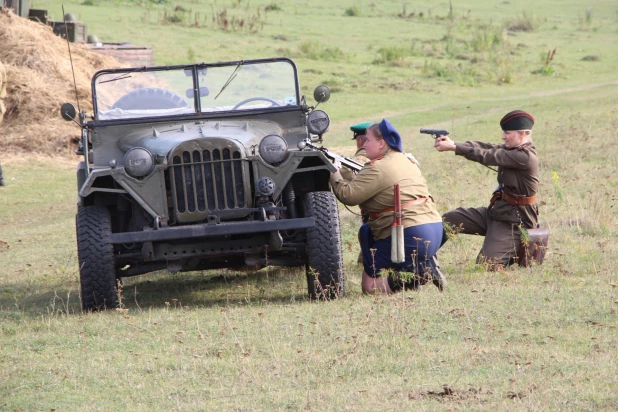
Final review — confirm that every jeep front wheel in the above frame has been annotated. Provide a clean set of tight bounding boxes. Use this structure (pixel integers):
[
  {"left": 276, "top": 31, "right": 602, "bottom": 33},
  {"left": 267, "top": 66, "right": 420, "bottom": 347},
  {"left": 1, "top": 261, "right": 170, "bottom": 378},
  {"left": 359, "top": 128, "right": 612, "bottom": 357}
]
[
  {"left": 76, "top": 206, "right": 119, "bottom": 311},
  {"left": 303, "top": 191, "right": 344, "bottom": 300}
]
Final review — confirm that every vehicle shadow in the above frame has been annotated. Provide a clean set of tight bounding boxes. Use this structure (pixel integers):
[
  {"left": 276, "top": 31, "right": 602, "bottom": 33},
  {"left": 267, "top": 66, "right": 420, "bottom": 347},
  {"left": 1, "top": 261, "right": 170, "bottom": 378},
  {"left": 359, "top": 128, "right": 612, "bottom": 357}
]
[
  {"left": 120, "top": 267, "right": 310, "bottom": 310},
  {"left": 0, "top": 268, "right": 310, "bottom": 318}
]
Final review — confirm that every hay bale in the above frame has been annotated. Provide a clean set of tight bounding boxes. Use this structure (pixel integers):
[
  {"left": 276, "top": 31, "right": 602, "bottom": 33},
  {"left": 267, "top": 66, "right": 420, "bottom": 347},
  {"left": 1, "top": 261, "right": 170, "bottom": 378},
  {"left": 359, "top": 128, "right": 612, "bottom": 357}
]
[
  {"left": 0, "top": 8, "right": 124, "bottom": 154},
  {"left": 0, "top": 60, "right": 6, "bottom": 124}
]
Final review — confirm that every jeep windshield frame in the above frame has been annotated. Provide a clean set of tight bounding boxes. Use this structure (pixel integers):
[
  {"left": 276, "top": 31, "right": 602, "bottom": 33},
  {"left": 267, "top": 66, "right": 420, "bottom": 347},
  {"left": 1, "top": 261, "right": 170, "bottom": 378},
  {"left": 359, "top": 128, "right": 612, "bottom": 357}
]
[{"left": 91, "top": 58, "right": 301, "bottom": 123}]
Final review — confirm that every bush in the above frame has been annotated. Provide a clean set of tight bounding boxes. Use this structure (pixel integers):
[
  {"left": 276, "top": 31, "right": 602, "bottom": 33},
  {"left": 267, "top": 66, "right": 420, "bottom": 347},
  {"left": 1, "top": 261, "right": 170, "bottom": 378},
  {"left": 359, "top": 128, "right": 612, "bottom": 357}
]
[
  {"left": 505, "top": 11, "right": 543, "bottom": 32},
  {"left": 532, "top": 49, "right": 556, "bottom": 76},
  {"left": 344, "top": 6, "right": 360, "bottom": 17},
  {"left": 299, "top": 41, "right": 344, "bottom": 61},
  {"left": 265, "top": 2, "right": 281, "bottom": 12},
  {"left": 373, "top": 46, "right": 410, "bottom": 65},
  {"left": 469, "top": 26, "right": 503, "bottom": 53}
]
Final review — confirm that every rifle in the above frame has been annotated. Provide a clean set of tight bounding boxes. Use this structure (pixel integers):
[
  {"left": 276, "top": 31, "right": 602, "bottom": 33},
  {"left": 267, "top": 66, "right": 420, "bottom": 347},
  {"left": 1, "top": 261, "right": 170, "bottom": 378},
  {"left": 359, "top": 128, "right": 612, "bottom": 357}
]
[
  {"left": 420, "top": 128, "right": 449, "bottom": 138},
  {"left": 298, "top": 139, "right": 364, "bottom": 172}
]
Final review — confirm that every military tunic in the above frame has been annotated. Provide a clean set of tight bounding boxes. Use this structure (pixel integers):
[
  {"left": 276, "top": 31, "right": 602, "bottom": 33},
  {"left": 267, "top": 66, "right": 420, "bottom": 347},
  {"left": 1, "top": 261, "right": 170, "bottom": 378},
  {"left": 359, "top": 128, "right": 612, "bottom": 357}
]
[
  {"left": 330, "top": 150, "right": 442, "bottom": 240},
  {"left": 444, "top": 140, "right": 539, "bottom": 265}
]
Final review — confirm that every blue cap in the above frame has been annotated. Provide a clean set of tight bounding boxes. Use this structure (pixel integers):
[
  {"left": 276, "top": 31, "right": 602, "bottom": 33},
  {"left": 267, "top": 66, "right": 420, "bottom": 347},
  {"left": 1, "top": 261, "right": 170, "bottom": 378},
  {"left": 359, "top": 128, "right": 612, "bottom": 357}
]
[{"left": 378, "top": 119, "right": 403, "bottom": 152}]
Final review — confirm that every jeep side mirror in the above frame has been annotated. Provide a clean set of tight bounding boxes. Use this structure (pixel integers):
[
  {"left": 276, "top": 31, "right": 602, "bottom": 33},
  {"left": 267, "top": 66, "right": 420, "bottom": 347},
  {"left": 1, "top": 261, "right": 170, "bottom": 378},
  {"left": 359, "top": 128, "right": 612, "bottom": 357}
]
[
  {"left": 61, "top": 103, "right": 77, "bottom": 121},
  {"left": 313, "top": 85, "right": 330, "bottom": 104}
]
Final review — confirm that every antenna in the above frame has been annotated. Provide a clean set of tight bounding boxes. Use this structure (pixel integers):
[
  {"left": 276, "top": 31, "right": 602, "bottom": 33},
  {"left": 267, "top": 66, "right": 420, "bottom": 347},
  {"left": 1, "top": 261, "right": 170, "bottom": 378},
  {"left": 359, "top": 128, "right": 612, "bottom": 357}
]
[{"left": 62, "top": 5, "right": 81, "bottom": 113}]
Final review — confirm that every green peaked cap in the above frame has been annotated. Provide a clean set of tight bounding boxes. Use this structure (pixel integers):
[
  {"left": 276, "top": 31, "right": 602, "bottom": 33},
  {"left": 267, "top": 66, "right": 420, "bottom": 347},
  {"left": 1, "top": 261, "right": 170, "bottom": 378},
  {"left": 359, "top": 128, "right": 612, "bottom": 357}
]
[{"left": 350, "top": 122, "right": 372, "bottom": 139}]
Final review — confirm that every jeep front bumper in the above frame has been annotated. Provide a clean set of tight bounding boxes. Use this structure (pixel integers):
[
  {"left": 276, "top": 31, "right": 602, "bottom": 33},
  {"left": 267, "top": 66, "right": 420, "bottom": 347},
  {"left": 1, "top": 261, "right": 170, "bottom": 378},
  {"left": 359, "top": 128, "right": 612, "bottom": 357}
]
[{"left": 109, "top": 217, "right": 315, "bottom": 244}]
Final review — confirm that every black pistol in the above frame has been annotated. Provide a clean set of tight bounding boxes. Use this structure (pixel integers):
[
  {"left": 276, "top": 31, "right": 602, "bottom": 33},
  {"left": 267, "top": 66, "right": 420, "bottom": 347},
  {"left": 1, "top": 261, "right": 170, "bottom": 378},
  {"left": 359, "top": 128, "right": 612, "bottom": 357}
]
[{"left": 420, "top": 128, "right": 449, "bottom": 138}]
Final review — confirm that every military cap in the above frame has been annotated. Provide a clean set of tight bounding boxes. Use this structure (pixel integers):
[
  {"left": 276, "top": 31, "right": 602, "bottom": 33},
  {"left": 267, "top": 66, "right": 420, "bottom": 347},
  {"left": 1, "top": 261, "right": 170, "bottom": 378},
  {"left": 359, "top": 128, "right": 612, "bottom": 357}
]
[
  {"left": 500, "top": 110, "right": 534, "bottom": 131},
  {"left": 350, "top": 122, "right": 372, "bottom": 139},
  {"left": 378, "top": 118, "right": 403, "bottom": 152}
]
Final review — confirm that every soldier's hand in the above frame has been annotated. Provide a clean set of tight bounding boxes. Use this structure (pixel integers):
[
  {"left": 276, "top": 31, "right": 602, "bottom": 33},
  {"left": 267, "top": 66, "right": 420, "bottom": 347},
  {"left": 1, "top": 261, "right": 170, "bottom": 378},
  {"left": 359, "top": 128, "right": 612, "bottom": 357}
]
[
  {"left": 433, "top": 136, "right": 456, "bottom": 152},
  {"left": 332, "top": 159, "right": 342, "bottom": 170}
]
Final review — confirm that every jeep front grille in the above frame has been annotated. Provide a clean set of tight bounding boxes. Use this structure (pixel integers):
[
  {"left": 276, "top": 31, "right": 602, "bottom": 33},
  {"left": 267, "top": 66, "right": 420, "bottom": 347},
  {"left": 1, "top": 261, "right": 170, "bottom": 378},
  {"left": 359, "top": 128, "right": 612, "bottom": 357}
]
[{"left": 169, "top": 140, "right": 251, "bottom": 223}]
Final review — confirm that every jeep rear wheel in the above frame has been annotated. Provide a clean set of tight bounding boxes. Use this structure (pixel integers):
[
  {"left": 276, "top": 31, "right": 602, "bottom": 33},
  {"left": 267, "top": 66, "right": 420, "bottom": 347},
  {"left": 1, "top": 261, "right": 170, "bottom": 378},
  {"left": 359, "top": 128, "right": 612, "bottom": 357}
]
[
  {"left": 76, "top": 206, "right": 119, "bottom": 311},
  {"left": 303, "top": 191, "right": 344, "bottom": 300}
]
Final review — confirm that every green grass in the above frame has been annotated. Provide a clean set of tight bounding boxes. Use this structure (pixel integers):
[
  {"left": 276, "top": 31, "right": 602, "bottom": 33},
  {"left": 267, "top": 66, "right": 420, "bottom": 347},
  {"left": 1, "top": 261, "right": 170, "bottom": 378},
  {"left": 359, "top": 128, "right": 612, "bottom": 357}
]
[{"left": 3, "top": 0, "right": 618, "bottom": 409}]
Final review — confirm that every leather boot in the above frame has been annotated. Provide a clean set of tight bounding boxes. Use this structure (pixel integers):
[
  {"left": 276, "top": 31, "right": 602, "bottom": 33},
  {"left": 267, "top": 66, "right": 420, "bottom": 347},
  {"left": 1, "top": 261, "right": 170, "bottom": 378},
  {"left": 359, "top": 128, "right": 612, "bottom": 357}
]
[{"left": 428, "top": 255, "right": 447, "bottom": 292}]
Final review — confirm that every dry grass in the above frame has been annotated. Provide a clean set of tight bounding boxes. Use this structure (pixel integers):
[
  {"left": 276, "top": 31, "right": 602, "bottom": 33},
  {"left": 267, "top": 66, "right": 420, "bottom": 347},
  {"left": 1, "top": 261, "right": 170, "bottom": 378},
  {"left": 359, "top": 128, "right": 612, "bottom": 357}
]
[
  {"left": 2, "top": 0, "right": 618, "bottom": 408},
  {"left": 0, "top": 9, "right": 122, "bottom": 154}
]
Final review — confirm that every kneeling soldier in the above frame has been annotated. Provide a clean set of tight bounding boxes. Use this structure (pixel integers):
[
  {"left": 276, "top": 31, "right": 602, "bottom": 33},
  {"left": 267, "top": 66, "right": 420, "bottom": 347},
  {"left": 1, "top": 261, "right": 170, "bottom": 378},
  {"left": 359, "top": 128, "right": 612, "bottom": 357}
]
[
  {"left": 331, "top": 119, "right": 446, "bottom": 293},
  {"left": 433, "top": 110, "right": 540, "bottom": 268}
]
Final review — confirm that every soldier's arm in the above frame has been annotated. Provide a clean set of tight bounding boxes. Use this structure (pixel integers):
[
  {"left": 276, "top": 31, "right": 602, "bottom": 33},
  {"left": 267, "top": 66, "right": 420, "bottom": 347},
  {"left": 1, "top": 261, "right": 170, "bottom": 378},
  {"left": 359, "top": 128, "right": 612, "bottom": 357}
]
[
  {"left": 455, "top": 141, "right": 531, "bottom": 169},
  {"left": 330, "top": 163, "right": 383, "bottom": 206}
]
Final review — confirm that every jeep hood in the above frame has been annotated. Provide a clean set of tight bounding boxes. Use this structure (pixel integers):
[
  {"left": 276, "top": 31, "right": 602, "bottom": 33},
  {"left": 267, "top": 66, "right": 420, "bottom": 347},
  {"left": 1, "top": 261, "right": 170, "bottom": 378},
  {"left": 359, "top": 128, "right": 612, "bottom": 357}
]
[{"left": 117, "top": 120, "right": 284, "bottom": 157}]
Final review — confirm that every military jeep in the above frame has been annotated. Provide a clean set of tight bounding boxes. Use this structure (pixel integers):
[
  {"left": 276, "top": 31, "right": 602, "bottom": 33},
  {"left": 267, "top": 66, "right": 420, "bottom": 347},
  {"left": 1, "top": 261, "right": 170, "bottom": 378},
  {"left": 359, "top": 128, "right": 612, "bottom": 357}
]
[{"left": 61, "top": 58, "right": 344, "bottom": 310}]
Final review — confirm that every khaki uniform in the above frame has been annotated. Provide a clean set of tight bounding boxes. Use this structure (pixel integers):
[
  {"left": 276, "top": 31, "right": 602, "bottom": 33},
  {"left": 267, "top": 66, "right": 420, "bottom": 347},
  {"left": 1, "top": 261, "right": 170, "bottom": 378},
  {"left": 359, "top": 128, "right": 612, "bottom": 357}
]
[
  {"left": 444, "top": 140, "right": 539, "bottom": 265},
  {"left": 330, "top": 150, "right": 442, "bottom": 240},
  {"left": 339, "top": 147, "right": 369, "bottom": 182}
]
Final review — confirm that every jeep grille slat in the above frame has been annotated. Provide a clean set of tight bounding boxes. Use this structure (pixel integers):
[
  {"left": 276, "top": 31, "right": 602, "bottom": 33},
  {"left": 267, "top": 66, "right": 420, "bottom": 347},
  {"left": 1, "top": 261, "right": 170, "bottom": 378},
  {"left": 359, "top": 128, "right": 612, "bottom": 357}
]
[
  {"left": 172, "top": 155, "right": 186, "bottom": 213},
  {"left": 213, "top": 149, "right": 224, "bottom": 209},
  {"left": 193, "top": 151, "right": 206, "bottom": 212},
  {"left": 169, "top": 140, "right": 251, "bottom": 223},
  {"left": 232, "top": 151, "right": 243, "bottom": 206},
  {"left": 222, "top": 148, "right": 235, "bottom": 208},
  {"left": 183, "top": 151, "right": 196, "bottom": 212}
]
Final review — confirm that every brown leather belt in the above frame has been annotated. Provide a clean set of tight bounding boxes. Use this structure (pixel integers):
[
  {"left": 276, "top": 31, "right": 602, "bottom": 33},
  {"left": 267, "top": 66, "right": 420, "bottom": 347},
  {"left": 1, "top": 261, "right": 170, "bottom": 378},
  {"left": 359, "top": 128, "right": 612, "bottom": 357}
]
[
  {"left": 502, "top": 191, "right": 537, "bottom": 206},
  {"left": 369, "top": 197, "right": 428, "bottom": 220}
]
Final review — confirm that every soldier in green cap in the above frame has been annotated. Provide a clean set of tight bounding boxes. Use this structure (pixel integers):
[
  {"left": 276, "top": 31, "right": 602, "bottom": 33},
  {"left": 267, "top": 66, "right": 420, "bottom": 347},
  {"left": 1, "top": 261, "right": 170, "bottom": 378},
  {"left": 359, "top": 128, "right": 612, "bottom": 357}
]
[
  {"left": 339, "top": 122, "right": 371, "bottom": 182},
  {"left": 339, "top": 122, "right": 372, "bottom": 263}
]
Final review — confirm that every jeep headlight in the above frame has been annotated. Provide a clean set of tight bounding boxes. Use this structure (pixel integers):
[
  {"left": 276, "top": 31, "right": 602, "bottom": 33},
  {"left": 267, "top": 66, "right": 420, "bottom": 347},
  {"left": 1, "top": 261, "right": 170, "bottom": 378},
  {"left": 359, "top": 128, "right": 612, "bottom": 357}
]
[
  {"left": 306, "top": 110, "right": 330, "bottom": 136},
  {"left": 124, "top": 147, "right": 154, "bottom": 178},
  {"left": 259, "top": 134, "right": 288, "bottom": 165}
]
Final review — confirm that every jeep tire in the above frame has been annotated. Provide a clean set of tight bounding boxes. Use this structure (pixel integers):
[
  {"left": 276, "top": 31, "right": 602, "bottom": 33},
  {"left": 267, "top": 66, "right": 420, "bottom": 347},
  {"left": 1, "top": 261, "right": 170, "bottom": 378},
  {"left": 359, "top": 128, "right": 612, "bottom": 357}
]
[
  {"left": 77, "top": 206, "right": 119, "bottom": 311},
  {"left": 111, "top": 87, "right": 191, "bottom": 110},
  {"left": 303, "top": 191, "right": 344, "bottom": 300}
]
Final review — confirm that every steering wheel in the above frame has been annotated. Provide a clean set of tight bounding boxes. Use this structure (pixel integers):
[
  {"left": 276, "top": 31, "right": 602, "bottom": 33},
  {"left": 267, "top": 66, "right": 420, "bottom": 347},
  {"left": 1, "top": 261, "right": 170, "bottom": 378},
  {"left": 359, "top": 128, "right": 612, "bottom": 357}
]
[{"left": 232, "top": 97, "right": 282, "bottom": 110}]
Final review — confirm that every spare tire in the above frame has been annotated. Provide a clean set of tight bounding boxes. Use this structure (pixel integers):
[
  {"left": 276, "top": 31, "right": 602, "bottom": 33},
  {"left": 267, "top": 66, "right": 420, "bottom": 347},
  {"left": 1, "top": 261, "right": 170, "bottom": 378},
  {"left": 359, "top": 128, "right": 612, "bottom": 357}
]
[{"left": 111, "top": 88, "right": 191, "bottom": 111}]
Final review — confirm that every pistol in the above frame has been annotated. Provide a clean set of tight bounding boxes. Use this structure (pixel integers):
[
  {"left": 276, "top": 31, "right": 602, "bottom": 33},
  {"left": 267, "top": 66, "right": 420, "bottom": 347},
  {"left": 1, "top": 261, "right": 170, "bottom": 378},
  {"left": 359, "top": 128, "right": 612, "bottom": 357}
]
[{"left": 420, "top": 128, "right": 449, "bottom": 138}]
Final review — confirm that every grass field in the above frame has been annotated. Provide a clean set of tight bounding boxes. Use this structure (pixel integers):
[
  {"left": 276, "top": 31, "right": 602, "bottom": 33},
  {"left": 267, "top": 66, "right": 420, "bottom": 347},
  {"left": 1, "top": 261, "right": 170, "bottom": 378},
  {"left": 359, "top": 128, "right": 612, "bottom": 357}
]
[{"left": 2, "top": 0, "right": 618, "bottom": 409}]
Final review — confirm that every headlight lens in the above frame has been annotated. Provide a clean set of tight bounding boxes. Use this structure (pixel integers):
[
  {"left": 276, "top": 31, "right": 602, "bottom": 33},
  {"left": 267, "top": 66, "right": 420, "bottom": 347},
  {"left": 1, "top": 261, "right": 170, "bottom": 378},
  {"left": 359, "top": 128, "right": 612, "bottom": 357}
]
[
  {"left": 259, "top": 134, "right": 288, "bottom": 165},
  {"left": 124, "top": 147, "right": 154, "bottom": 178},
  {"left": 306, "top": 109, "right": 330, "bottom": 135}
]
